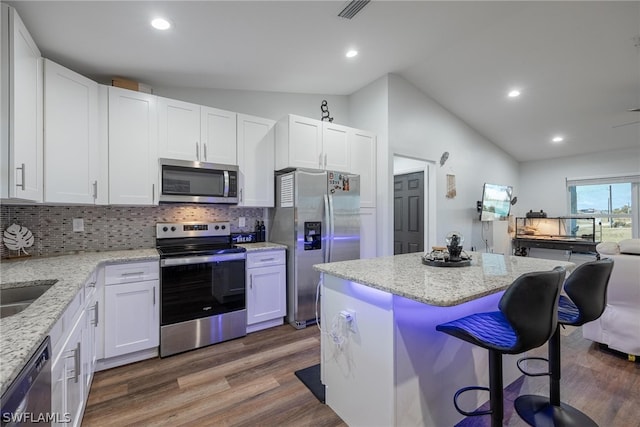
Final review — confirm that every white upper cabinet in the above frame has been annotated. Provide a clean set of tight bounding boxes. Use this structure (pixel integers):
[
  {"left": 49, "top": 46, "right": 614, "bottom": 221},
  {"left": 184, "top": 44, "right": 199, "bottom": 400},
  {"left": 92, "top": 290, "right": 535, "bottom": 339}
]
[
  {"left": 158, "top": 97, "right": 201, "bottom": 161},
  {"left": 201, "top": 106, "right": 237, "bottom": 165},
  {"left": 275, "top": 114, "right": 323, "bottom": 170},
  {"left": 349, "top": 129, "right": 376, "bottom": 208},
  {"left": 158, "top": 99, "right": 237, "bottom": 165},
  {"left": 1, "top": 5, "right": 43, "bottom": 201},
  {"left": 44, "top": 59, "right": 100, "bottom": 204},
  {"left": 275, "top": 114, "right": 377, "bottom": 207},
  {"left": 237, "top": 114, "right": 275, "bottom": 207},
  {"left": 108, "top": 86, "right": 158, "bottom": 205},
  {"left": 322, "top": 121, "right": 350, "bottom": 172}
]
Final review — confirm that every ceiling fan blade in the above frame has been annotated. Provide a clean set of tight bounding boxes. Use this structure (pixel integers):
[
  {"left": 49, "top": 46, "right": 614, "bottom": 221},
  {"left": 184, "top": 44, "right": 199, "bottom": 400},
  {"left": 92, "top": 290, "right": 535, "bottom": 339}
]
[
  {"left": 612, "top": 120, "right": 640, "bottom": 128},
  {"left": 628, "top": 108, "right": 640, "bottom": 112}
]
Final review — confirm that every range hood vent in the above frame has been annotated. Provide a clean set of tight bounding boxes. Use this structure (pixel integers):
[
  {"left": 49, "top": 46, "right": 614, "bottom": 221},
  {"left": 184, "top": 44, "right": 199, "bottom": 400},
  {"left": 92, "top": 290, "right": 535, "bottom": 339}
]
[{"left": 338, "top": 0, "right": 370, "bottom": 19}]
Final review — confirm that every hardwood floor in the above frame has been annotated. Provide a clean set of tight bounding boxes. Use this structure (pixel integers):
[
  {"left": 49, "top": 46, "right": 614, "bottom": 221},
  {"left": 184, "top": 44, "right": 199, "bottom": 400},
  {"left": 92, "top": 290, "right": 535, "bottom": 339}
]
[
  {"left": 83, "top": 325, "right": 346, "bottom": 427},
  {"left": 84, "top": 325, "right": 639, "bottom": 427},
  {"left": 457, "top": 326, "right": 640, "bottom": 427}
]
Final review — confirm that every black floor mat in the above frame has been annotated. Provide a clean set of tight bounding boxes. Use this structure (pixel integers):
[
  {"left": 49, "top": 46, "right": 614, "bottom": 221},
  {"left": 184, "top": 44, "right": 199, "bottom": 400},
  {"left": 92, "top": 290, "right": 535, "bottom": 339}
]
[{"left": 294, "top": 364, "right": 325, "bottom": 403}]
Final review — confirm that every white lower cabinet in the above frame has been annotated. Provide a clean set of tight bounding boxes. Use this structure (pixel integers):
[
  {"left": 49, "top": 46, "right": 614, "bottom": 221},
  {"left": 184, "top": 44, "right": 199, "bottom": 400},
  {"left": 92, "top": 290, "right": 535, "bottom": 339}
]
[
  {"left": 83, "top": 285, "right": 98, "bottom": 395},
  {"left": 246, "top": 250, "right": 286, "bottom": 333},
  {"left": 51, "top": 305, "right": 85, "bottom": 427},
  {"left": 103, "top": 261, "right": 159, "bottom": 358}
]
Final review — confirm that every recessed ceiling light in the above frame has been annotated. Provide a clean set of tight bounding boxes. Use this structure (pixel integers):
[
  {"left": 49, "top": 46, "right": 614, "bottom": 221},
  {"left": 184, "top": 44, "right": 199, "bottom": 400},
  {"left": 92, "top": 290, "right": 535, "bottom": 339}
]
[
  {"left": 346, "top": 50, "right": 358, "bottom": 58},
  {"left": 508, "top": 89, "right": 521, "bottom": 98},
  {"left": 552, "top": 136, "right": 564, "bottom": 143},
  {"left": 151, "top": 18, "right": 171, "bottom": 30}
]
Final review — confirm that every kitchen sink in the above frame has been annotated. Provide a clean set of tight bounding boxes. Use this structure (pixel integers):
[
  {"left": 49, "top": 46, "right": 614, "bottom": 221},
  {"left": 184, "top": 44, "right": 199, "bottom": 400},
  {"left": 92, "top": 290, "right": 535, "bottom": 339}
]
[
  {"left": 0, "top": 283, "right": 54, "bottom": 318},
  {"left": 0, "top": 302, "right": 32, "bottom": 318}
]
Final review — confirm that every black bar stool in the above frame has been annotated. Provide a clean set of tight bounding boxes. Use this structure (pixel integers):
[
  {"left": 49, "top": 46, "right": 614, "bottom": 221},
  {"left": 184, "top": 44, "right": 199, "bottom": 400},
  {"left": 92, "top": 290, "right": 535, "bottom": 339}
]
[
  {"left": 514, "top": 259, "right": 614, "bottom": 427},
  {"left": 436, "top": 267, "right": 566, "bottom": 427}
]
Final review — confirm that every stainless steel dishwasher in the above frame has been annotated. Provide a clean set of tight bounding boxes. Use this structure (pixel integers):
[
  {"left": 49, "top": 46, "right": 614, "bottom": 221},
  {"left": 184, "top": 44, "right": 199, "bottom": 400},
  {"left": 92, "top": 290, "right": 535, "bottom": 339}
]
[{"left": 0, "top": 336, "right": 51, "bottom": 426}]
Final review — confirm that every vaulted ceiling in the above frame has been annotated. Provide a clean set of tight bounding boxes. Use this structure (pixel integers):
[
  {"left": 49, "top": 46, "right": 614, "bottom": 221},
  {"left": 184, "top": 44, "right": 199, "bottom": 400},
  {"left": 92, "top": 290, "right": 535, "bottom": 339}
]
[{"left": 8, "top": 1, "right": 640, "bottom": 162}]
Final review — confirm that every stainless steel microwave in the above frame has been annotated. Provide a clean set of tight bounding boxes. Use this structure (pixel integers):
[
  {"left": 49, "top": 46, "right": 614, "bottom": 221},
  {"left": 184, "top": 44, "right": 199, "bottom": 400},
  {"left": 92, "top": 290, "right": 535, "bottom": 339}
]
[{"left": 159, "top": 158, "right": 238, "bottom": 204}]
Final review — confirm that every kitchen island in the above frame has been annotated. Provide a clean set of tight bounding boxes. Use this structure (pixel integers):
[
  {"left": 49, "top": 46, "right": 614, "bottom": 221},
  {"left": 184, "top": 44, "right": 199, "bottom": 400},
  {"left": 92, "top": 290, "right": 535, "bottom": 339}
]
[{"left": 314, "top": 251, "right": 574, "bottom": 427}]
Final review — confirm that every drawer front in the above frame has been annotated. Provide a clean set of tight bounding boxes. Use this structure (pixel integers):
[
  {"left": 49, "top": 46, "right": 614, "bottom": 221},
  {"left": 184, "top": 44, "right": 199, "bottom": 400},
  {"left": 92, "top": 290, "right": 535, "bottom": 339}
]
[
  {"left": 105, "top": 261, "right": 159, "bottom": 285},
  {"left": 246, "top": 250, "right": 286, "bottom": 268}
]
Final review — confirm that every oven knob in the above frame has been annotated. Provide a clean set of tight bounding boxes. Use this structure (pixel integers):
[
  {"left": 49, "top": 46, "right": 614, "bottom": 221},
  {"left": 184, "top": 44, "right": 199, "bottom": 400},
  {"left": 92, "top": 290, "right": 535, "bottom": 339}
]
[
  {"left": 221, "top": 225, "right": 226, "bottom": 230},
  {"left": 171, "top": 226, "right": 176, "bottom": 232},
  {"left": 214, "top": 225, "right": 220, "bottom": 230},
  {"left": 162, "top": 226, "right": 168, "bottom": 232}
]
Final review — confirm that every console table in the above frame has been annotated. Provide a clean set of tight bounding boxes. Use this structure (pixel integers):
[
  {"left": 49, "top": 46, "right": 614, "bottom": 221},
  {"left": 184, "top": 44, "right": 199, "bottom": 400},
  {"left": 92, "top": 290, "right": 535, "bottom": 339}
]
[
  {"left": 514, "top": 216, "right": 598, "bottom": 257},
  {"left": 513, "top": 237, "right": 599, "bottom": 256}
]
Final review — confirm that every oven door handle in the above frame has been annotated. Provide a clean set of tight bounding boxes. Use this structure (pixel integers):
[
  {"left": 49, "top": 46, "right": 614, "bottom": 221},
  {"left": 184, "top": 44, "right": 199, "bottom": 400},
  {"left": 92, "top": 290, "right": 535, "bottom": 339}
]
[{"left": 161, "top": 253, "right": 246, "bottom": 267}]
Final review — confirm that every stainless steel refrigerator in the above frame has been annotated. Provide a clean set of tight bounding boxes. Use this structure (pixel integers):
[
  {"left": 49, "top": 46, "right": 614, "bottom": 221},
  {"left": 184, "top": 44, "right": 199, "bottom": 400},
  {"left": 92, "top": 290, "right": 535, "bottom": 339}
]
[{"left": 270, "top": 169, "right": 360, "bottom": 329}]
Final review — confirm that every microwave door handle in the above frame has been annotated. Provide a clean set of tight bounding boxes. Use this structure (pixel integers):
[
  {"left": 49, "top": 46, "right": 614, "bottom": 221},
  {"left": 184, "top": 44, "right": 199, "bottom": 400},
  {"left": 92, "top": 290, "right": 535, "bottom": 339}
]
[{"left": 223, "top": 171, "right": 230, "bottom": 197}]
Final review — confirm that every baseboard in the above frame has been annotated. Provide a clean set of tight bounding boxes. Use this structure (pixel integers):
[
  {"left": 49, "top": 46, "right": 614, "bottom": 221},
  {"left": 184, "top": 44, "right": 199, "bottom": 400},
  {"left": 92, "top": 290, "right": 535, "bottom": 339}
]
[
  {"left": 95, "top": 347, "right": 158, "bottom": 371},
  {"left": 247, "top": 317, "right": 284, "bottom": 334}
]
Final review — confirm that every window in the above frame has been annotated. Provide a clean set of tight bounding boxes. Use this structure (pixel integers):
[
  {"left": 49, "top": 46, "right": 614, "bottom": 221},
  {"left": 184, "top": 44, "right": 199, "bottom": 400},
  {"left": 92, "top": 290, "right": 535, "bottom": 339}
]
[{"left": 567, "top": 175, "right": 640, "bottom": 243}]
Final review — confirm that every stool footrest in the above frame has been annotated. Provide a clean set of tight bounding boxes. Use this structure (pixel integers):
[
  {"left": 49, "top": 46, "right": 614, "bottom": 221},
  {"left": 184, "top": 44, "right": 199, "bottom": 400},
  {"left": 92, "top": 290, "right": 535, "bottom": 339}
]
[
  {"left": 453, "top": 386, "right": 492, "bottom": 417},
  {"left": 517, "top": 356, "right": 551, "bottom": 377}
]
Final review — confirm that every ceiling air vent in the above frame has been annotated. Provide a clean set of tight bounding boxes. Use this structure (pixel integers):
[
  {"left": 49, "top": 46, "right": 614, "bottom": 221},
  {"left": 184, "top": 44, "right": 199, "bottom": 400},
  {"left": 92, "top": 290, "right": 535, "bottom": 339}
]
[{"left": 338, "top": 0, "right": 370, "bottom": 19}]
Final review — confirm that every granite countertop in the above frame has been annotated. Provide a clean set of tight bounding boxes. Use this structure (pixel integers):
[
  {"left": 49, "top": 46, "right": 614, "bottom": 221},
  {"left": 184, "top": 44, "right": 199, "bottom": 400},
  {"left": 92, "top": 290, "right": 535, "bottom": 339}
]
[
  {"left": 313, "top": 252, "right": 575, "bottom": 307},
  {"left": 236, "top": 242, "right": 287, "bottom": 252},
  {"left": 0, "top": 249, "right": 159, "bottom": 397}
]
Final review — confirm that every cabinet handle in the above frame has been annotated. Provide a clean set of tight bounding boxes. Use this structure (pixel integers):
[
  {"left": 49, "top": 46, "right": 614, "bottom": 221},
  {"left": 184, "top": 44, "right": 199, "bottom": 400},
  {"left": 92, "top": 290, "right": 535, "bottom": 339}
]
[
  {"left": 93, "top": 180, "right": 98, "bottom": 199},
  {"left": 239, "top": 188, "right": 243, "bottom": 202},
  {"left": 324, "top": 154, "right": 327, "bottom": 168},
  {"left": 93, "top": 301, "right": 99, "bottom": 327},
  {"left": 121, "top": 271, "right": 144, "bottom": 277},
  {"left": 16, "top": 163, "right": 25, "bottom": 190},
  {"left": 74, "top": 342, "right": 81, "bottom": 383},
  {"left": 260, "top": 257, "right": 275, "bottom": 262},
  {"left": 87, "top": 281, "right": 96, "bottom": 288},
  {"left": 153, "top": 286, "right": 156, "bottom": 306},
  {"left": 152, "top": 184, "right": 155, "bottom": 204},
  {"left": 203, "top": 143, "right": 207, "bottom": 161},
  {"left": 250, "top": 274, "right": 253, "bottom": 289},
  {"left": 196, "top": 142, "right": 200, "bottom": 160},
  {"left": 65, "top": 343, "right": 80, "bottom": 383}
]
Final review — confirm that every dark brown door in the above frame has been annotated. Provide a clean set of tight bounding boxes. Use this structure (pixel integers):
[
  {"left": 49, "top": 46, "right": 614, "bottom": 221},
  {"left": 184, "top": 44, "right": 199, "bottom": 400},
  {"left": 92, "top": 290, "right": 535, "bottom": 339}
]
[{"left": 394, "top": 172, "right": 424, "bottom": 254}]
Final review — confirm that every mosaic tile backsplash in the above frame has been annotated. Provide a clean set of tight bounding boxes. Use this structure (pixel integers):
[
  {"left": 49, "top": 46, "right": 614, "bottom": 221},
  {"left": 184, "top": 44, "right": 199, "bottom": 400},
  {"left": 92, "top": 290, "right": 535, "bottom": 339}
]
[{"left": 0, "top": 204, "right": 265, "bottom": 259}]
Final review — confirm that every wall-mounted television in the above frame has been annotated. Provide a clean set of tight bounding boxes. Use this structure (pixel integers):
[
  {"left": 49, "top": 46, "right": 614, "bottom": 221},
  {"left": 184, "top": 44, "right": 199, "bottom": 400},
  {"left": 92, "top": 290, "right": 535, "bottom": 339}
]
[{"left": 479, "top": 183, "right": 513, "bottom": 221}]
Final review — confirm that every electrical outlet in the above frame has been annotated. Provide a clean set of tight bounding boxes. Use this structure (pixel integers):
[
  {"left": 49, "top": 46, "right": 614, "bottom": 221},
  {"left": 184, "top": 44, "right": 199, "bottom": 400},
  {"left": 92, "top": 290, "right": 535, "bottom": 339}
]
[
  {"left": 238, "top": 217, "right": 246, "bottom": 227},
  {"left": 72, "top": 218, "right": 84, "bottom": 232},
  {"left": 341, "top": 309, "right": 357, "bottom": 332}
]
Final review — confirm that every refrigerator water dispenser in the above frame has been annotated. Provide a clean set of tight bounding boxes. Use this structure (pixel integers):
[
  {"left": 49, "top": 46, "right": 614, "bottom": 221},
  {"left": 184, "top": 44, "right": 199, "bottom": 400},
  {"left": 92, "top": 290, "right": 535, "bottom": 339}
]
[{"left": 304, "top": 222, "right": 322, "bottom": 250}]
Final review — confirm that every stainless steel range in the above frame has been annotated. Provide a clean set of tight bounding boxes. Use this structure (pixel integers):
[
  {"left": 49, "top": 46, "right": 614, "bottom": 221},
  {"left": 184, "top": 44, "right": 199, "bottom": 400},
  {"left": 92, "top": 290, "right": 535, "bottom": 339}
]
[{"left": 156, "top": 222, "right": 247, "bottom": 357}]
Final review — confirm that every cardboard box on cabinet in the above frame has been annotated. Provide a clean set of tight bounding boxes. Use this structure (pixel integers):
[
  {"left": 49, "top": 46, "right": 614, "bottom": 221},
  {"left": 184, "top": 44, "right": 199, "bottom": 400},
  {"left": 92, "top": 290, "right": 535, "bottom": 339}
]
[{"left": 111, "top": 77, "right": 153, "bottom": 94}]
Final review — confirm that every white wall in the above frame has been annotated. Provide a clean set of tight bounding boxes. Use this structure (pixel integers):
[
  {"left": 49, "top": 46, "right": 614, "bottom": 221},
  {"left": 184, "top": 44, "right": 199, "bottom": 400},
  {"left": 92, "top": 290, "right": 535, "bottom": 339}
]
[
  {"left": 518, "top": 147, "right": 640, "bottom": 217},
  {"left": 387, "top": 74, "right": 519, "bottom": 252},
  {"left": 348, "top": 76, "right": 389, "bottom": 256},
  {"left": 154, "top": 86, "right": 349, "bottom": 125}
]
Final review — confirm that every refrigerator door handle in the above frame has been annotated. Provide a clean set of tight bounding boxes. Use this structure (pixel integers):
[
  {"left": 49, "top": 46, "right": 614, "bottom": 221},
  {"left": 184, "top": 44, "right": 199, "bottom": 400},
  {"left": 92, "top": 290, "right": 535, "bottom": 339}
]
[
  {"left": 323, "top": 194, "right": 330, "bottom": 263},
  {"left": 328, "top": 193, "right": 335, "bottom": 263}
]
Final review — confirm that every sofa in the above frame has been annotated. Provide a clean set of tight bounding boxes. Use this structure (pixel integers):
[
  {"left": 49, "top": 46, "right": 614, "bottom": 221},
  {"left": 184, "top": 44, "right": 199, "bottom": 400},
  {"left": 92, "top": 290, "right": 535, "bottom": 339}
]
[{"left": 582, "top": 239, "right": 640, "bottom": 357}]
